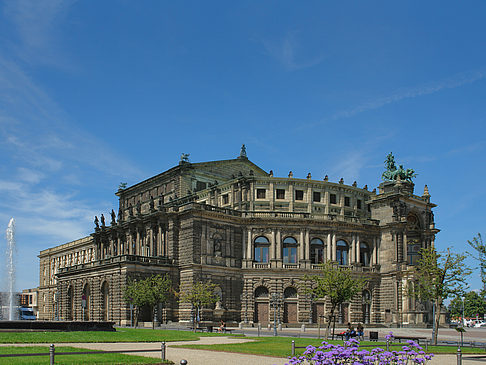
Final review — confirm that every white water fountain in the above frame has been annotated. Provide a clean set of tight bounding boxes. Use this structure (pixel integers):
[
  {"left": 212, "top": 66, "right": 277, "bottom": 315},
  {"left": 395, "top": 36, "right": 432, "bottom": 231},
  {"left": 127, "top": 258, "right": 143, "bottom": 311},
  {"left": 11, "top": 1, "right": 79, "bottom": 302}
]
[{"left": 5, "top": 218, "right": 16, "bottom": 320}]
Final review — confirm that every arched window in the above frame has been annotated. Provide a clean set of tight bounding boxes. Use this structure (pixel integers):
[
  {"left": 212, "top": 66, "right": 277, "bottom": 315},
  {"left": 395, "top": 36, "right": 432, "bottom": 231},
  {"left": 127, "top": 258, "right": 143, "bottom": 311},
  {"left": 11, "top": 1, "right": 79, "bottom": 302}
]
[
  {"left": 255, "top": 286, "right": 269, "bottom": 298},
  {"left": 284, "top": 287, "right": 298, "bottom": 299},
  {"left": 360, "top": 242, "right": 370, "bottom": 267},
  {"left": 254, "top": 236, "right": 269, "bottom": 263},
  {"left": 336, "top": 240, "right": 348, "bottom": 265},
  {"left": 283, "top": 237, "right": 298, "bottom": 264},
  {"left": 310, "top": 238, "right": 324, "bottom": 264}
]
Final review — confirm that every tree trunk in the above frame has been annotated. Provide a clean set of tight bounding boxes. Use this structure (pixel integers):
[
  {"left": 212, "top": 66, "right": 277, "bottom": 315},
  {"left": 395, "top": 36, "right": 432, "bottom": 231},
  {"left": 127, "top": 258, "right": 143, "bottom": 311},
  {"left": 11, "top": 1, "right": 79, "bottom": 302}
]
[
  {"left": 152, "top": 305, "right": 156, "bottom": 330},
  {"left": 325, "top": 305, "right": 336, "bottom": 340},
  {"left": 433, "top": 301, "right": 442, "bottom": 345}
]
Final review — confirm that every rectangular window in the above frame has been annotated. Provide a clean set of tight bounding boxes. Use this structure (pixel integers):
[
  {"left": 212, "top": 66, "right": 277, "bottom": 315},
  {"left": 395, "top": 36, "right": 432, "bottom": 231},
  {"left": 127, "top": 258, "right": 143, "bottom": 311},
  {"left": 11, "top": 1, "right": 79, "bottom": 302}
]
[
  {"left": 276, "top": 189, "right": 285, "bottom": 199},
  {"left": 195, "top": 181, "right": 207, "bottom": 191},
  {"left": 257, "top": 189, "right": 266, "bottom": 199},
  {"left": 313, "top": 192, "right": 321, "bottom": 202},
  {"left": 283, "top": 246, "right": 297, "bottom": 263},
  {"left": 295, "top": 190, "right": 304, "bottom": 200},
  {"left": 357, "top": 199, "right": 362, "bottom": 209},
  {"left": 330, "top": 193, "right": 337, "bottom": 204},
  {"left": 222, "top": 194, "right": 229, "bottom": 205},
  {"left": 344, "top": 197, "right": 350, "bottom": 207},
  {"left": 254, "top": 246, "right": 269, "bottom": 263}
]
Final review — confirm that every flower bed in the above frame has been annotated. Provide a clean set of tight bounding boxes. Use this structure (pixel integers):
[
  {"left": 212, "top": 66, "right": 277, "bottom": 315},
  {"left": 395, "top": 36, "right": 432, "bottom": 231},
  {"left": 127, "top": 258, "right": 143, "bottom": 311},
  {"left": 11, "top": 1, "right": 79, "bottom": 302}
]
[{"left": 286, "top": 334, "right": 434, "bottom": 365}]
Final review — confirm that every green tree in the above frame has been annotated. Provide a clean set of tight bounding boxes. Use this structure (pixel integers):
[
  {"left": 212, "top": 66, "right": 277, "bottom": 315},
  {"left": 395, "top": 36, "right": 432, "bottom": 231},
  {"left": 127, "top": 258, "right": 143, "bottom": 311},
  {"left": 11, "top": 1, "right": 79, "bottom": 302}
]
[
  {"left": 124, "top": 274, "right": 172, "bottom": 329},
  {"left": 409, "top": 247, "right": 471, "bottom": 344},
  {"left": 449, "top": 291, "right": 486, "bottom": 322},
  {"left": 468, "top": 234, "right": 486, "bottom": 296},
  {"left": 304, "top": 261, "right": 367, "bottom": 340},
  {"left": 179, "top": 281, "right": 218, "bottom": 331}
]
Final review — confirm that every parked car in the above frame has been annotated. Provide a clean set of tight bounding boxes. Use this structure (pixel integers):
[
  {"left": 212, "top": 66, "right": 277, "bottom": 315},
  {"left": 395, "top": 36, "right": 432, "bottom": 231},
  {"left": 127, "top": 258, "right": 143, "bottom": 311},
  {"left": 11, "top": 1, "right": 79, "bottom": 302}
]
[{"left": 474, "top": 321, "right": 486, "bottom": 328}]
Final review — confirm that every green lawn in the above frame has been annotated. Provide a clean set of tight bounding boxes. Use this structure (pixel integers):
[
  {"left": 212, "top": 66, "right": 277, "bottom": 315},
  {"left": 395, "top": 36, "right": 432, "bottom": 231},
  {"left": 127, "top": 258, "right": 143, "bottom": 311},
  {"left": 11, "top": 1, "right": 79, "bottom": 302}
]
[
  {"left": 0, "top": 346, "right": 167, "bottom": 364},
  {"left": 174, "top": 336, "right": 486, "bottom": 357},
  {"left": 0, "top": 328, "right": 218, "bottom": 344}
]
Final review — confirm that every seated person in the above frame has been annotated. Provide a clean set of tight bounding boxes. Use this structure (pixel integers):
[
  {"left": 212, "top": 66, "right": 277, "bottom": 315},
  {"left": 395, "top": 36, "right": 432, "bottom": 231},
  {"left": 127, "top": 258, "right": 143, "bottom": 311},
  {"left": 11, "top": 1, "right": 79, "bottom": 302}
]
[
  {"left": 345, "top": 322, "right": 356, "bottom": 340},
  {"left": 218, "top": 320, "right": 226, "bottom": 333},
  {"left": 356, "top": 323, "right": 364, "bottom": 340}
]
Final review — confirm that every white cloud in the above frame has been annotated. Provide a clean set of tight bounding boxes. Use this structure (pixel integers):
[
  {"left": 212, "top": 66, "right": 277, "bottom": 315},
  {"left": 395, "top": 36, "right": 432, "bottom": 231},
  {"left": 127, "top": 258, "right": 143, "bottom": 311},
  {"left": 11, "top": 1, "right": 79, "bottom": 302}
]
[
  {"left": 262, "top": 32, "right": 325, "bottom": 71},
  {"left": 3, "top": 0, "right": 76, "bottom": 67},
  {"left": 302, "top": 68, "right": 486, "bottom": 130}
]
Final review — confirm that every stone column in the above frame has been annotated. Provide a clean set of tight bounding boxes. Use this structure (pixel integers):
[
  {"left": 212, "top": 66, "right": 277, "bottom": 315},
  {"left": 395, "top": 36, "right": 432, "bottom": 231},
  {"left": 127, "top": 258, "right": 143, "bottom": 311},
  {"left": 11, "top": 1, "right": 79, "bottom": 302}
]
[
  {"left": 327, "top": 233, "right": 332, "bottom": 261},
  {"left": 271, "top": 229, "right": 276, "bottom": 260},
  {"left": 299, "top": 230, "right": 305, "bottom": 261},
  {"left": 324, "top": 191, "right": 329, "bottom": 215},
  {"left": 276, "top": 229, "right": 282, "bottom": 260},
  {"left": 403, "top": 232, "right": 407, "bottom": 264},
  {"left": 350, "top": 236, "right": 356, "bottom": 263},
  {"left": 305, "top": 230, "right": 310, "bottom": 262},
  {"left": 332, "top": 233, "right": 337, "bottom": 261},
  {"left": 242, "top": 227, "right": 247, "bottom": 259},
  {"left": 356, "top": 235, "right": 361, "bottom": 265},
  {"left": 247, "top": 229, "right": 252, "bottom": 260}
]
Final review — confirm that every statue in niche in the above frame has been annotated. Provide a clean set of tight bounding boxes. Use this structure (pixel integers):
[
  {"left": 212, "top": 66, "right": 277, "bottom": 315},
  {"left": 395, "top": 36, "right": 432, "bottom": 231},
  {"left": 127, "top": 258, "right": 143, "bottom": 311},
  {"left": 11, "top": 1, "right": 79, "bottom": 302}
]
[
  {"left": 128, "top": 204, "right": 134, "bottom": 217},
  {"left": 213, "top": 234, "right": 223, "bottom": 257},
  {"left": 214, "top": 287, "right": 223, "bottom": 310},
  {"left": 94, "top": 216, "right": 100, "bottom": 229},
  {"left": 149, "top": 195, "right": 155, "bottom": 210},
  {"left": 136, "top": 200, "right": 141, "bottom": 215},
  {"left": 111, "top": 209, "right": 116, "bottom": 225},
  {"left": 158, "top": 194, "right": 164, "bottom": 209}
]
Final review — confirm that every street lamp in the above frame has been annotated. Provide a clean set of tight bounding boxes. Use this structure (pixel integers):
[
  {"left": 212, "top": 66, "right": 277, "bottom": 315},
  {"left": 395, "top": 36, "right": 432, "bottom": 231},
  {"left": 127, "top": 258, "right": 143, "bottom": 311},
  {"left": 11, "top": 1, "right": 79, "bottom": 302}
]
[{"left": 270, "top": 293, "right": 282, "bottom": 336}]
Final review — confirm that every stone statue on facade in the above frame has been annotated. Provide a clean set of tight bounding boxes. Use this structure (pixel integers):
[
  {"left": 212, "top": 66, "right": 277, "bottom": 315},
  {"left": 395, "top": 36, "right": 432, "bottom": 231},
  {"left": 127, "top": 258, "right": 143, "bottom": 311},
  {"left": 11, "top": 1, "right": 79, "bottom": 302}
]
[
  {"left": 100, "top": 214, "right": 105, "bottom": 227},
  {"left": 382, "top": 152, "right": 417, "bottom": 182},
  {"left": 149, "top": 195, "right": 155, "bottom": 210},
  {"left": 94, "top": 216, "right": 100, "bottom": 229},
  {"left": 111, "top": 209, "right": 116, "bottom": 225},
  {"left": 180, "top": 153, "right": 190, "bottom": 163},
  {"left": 240, "top": 144, "right": 247, "bottom": 158}
]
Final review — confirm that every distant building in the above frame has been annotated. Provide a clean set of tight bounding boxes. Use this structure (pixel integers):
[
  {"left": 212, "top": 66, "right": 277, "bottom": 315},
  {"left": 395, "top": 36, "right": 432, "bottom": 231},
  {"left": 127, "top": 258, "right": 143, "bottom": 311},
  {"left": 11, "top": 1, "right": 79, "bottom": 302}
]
[
  {"left": 38, "top": 148, "right": 440, "bottom": 327},
  {"left": 21, "top": 288, "right": 39, "bottom": 317}
]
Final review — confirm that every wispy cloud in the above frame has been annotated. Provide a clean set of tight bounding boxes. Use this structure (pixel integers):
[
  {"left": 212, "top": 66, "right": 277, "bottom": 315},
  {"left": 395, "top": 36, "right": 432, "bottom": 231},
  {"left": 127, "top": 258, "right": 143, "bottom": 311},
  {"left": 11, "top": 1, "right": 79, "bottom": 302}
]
[
  {"left": 262, "top": 32, "right": 325, "bottom": 71},
  {"left": 3, "top": 0, "right": 76, "bottom": 67},
  {"left": 302, "top": 68, "right": 486, "bottom": 129}
]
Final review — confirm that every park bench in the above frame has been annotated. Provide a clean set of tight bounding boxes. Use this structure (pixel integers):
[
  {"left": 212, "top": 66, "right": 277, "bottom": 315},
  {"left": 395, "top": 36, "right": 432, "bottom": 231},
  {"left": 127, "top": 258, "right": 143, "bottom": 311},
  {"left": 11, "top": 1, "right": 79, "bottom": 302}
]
[{"left": 393, "top": 335, "right": 427, "bottom": 344}]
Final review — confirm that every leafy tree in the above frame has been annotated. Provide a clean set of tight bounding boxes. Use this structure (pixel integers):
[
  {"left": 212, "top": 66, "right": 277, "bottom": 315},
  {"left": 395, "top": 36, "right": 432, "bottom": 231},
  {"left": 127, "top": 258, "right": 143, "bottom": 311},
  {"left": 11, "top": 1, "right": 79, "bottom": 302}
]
[
  {"left": 449, "top": 291, "right": 486, "bottom": 319},
  {"left": 408, "top": 247, "right": 471, "bottom": 344},
  {"left": 304, "top": 261, "right": 367, "bottom": 340},
  {"left": 124, "top": 274, "right": 172, "bottom": 329},
  {"left": 179, "top": 281, "right": 218, "bottom": 331},
  {"left": 468, "top": 233, "right": 486, "bottom": 296}
]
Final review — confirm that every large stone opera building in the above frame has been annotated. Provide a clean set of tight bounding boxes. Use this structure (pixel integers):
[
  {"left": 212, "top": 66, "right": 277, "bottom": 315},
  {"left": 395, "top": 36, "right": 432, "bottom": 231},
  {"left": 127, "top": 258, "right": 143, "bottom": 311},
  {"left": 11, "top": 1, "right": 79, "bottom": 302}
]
[{"left": 38, "top": 148, "right": 439, "bottom": 327}]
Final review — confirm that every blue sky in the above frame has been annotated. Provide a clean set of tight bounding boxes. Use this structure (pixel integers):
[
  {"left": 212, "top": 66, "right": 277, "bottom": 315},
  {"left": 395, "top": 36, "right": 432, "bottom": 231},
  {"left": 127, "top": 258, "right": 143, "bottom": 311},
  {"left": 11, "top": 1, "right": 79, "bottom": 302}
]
[{"left": 1, "top": 1, "right": 485, "bottom": 293}]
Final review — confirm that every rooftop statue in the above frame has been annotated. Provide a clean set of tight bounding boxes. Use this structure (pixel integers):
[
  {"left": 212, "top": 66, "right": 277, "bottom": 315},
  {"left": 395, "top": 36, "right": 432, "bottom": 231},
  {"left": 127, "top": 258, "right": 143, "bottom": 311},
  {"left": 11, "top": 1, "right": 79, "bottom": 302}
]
[
  {"left": 180, "top": 153, "right": 190, "bottom": 163},
  {"left": 382, "top": 152, "right": 417, "bottom": 182},
  {"left": 240, "top": 144, "right": 247, "bottom": 158}
]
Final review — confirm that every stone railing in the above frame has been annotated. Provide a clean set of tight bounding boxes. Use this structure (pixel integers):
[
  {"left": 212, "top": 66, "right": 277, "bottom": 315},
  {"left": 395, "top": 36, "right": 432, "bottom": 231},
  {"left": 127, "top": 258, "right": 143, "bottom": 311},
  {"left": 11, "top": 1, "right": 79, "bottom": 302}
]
[{"left": 58, "top": 254, "right": 172, "bottom": 274}]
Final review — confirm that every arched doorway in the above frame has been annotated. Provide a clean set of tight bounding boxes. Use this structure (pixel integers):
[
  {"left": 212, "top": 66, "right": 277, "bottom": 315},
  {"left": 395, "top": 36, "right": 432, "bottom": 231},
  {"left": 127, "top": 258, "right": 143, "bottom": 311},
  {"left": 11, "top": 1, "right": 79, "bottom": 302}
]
[
  {"left": 362, "top": 290, "right": 371, "bottom": 324},
  {"left": 254, "top": 286, "right": 269, "bottom": 323},
  {"left": 82, "top": 283, "right": 90, "bottom": 321},
  {"left": 101, "top": 281, "right": 109, "bottom": 321},
  {"left": 67, "top": 286, "right": 74, "bottom": 320},
  {"left": 283, "top": 287, "right": 298, "bottom": 324}
]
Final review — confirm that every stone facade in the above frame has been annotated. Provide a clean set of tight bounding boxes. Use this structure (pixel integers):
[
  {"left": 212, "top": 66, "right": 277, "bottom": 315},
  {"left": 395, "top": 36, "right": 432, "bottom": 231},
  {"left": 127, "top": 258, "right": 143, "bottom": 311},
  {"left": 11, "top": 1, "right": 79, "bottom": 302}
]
[{"left": 38, "top": 151, "right": 440, "bottom": 327}]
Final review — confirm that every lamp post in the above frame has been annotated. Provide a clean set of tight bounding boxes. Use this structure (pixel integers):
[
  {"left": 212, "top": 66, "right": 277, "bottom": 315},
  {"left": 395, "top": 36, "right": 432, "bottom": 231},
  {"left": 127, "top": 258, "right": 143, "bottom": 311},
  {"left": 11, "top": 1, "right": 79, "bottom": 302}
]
[
  {"left": 462, "top": 296, "right": 465, "bottom": 327},
  {"left": 270, "top": 293, "right": 282, "bottom": 337}
]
